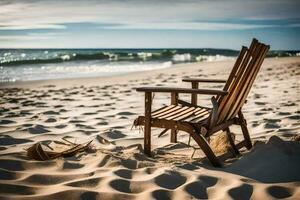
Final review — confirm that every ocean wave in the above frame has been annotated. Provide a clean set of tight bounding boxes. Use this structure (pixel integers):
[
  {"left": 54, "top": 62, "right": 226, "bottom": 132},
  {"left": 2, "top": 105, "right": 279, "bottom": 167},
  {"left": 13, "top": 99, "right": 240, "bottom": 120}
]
[
  {"left": 0, "top": 49, "right": 299, "bottom": 67},
  {"left": 0, "top": 49, "right": 235, "bottom": 66},
  {"left": 0, "top": 61, "right": 173, "bottom": 82}
]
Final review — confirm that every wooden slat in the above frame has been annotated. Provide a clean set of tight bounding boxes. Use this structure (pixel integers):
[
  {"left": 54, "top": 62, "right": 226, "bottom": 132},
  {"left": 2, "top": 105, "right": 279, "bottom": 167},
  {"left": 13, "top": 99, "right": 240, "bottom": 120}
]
[
  {"left": 167, "top": 107, "right": 196, "bottom": 120},
  {"left": 192, "top": 113, "right": 210, "bottom": 123},
  {"left": 173, "top": 107, "right": 202, "bottom": 121},
  {"left": 182, "top": 78, "right": 227, "bottom": 83},
  {"left": 222, "top": 44, "right": 262, "bottom": 120},
  {"left": 223, "top": 46, "right": 249, "bottom": 91},
  {"left": 225, "top": 43, "right": 267, "bottom": 121},
  {"left": 182, "top": 108, "right": 207, "bottom": 122},
  {"left": 195, "top": 109, "right": 209, "bottom": 117},
  {"left": 228, "top": 45, "right": 269, "bottom": 119},
  {"left": 190, "top": 111, "right": 210, "bottom": 122},
  {"left": 194, "top": 108, "right": 208, "bottom": 116},
  {"left": 158, "top": 106, "right": 190, "bottom": 119},
  {"left": 152, "top": 106, "right": 182, "bottom": 118},
  {"left": 136, "top": 87, "right": 228, "bottom": 95},
  {"left": 151, "top": 105, "right": 175, "bottom": 116},
  {"left": 217, "top": 39, "right": 259, "bottom": 123}
]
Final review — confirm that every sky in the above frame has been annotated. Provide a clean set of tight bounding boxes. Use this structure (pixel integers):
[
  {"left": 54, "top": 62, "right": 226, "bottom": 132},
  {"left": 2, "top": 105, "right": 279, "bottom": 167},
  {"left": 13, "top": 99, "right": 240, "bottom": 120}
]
[{"left": 0, "top": 0, "right": 300, "bottom": 50}]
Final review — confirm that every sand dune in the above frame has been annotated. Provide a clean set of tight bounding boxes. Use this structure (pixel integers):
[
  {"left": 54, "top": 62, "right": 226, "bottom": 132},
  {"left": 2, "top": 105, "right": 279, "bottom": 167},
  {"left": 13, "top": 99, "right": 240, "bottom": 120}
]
[{"left": 0, "top": 57, "right": 300, "bottom": 199}]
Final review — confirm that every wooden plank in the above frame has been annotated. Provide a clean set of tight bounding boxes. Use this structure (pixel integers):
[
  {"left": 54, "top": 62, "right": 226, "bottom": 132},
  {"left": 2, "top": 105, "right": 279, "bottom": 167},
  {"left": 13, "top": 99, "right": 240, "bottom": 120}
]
[
  {"left": 217, "top": 39, "right": 259, "bottom": 123},
  {"left": 217, "top": 42, "right": 254, "bottom": 119},
  {"left": 238, "top": 110, "right": 252, "bottom": 149},
  {"left": 236, "top": 140, "right": 247, "bottom": 150},
  {"left": 167, "top": 107, "right": 196, "bottom": 120},
  {"left": 151, "top": 105, "right": 175, "bottom": 116},
  {"left": 152, "top": 106, "right": 182, "bottom": 118},
  {"left": 171, "top": 92, "right": 179, "bottom": 105},
  {"left": 182, "top": 108, "right": 207, "bottom": 122},
  {"left": 158, "top": 128, "right": 169, "bottom": 138},
  {"left": 192, "top": 113, "right": 210, "bottom": 123},
  {"left": 144, "top": 92, "right": 152, "bottom": 156},
  {"left": 171, "top": 92, "right": 179, "bottom": 142},
  {"left": 226, "top": 44, "right": 268, "bottom": 120},
  {"left": 136, "top": 87, "right": 228, "bottom": 95},
  {"left": 229, "top": 45, "right": 269, "bottom": 119},
  {"left": 173, "top": 107, "right": 202, "bottom": 121},
  {"left": 191, "top": 82, "right": 199, "bottom": 106},
  {"left": 189, "top": 132, "right": 222, "bottom": 167},
  {"left": 223, "top": 46, "right": 248, "bottom": 91},
  {"left": 194, "top": 110, "right": 209, "bottom": 118},
  {"left": 224, "top": 43, "right": 263, "bottom": 120},
  {"left": 178, "top": 99, "right": 193, "bottom": 107},
  {"left": 158, "top": 106, "right": 190, "bottom": 119},
  {"left": 182, "top": 78, "right": 227, "bottom": 83},
  {"left": 194, "top": 108, "right": 208, "bottom": 115},
  {"left": 224, "top": 128, "right": 240, "bottom": 156}
]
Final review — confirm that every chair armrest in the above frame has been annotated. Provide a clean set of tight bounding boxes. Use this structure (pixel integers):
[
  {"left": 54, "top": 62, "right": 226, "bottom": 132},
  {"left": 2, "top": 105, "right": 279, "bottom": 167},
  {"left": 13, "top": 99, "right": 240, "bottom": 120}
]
[
  {"left": 182, "top": 78, "right": 227, "bottom": 83},
  {"left": 136, "top": 87, "right": 228, "bottom": 96}
]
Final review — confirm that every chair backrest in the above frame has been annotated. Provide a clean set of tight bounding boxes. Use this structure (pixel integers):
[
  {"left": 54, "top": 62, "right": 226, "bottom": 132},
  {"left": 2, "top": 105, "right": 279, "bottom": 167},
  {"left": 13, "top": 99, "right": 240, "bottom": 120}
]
[{"left": 216, "top": 38, "right": 270, "bottom": 124}]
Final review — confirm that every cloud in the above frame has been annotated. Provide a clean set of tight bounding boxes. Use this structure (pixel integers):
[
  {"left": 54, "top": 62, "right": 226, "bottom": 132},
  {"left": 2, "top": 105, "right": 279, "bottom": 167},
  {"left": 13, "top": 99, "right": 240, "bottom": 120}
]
[
  {"left": 0, "top": 0, "right": 299, "bottom": 48},
  {"left": 0, "top": 0, "right": 299, "bottom": 31},
  {"left": 105, "top": 22, "right": 277, "bottom": 31}
]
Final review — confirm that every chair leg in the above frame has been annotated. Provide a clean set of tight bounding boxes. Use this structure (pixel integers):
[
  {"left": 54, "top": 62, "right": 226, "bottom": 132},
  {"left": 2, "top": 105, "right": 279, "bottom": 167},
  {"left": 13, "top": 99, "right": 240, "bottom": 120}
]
[
  {"left": 224, "top": 128, "right": 240, "bottom": 156},
  {"left": 238, "top": 111, "right": 252, "bottom": 150},
  {"left": 190, "top": 131, "right": 222, "bottom": 167},
  {"left": 170, "top": 129, "right": 177, "bottom": 143},
  {"left": 144, "top": 92, "right": 152, "bottom": 156}
]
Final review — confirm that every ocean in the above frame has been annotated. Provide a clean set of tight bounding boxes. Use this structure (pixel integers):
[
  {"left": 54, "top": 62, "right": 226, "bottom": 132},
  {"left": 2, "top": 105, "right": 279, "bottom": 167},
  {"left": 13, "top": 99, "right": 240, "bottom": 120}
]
[{"left": 0, "top": 48, "right": 298, "bottom": 82}]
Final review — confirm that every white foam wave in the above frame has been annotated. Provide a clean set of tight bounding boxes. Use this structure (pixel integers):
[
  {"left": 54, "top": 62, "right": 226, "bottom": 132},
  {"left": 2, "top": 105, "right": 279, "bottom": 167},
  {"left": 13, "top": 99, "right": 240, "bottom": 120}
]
[
  {"left": 172, "top": 53, "right": 191, "bottom": 62},
  {"left": 196, "top": 54, "right": 235, "bottom": 62},
  {"left": 0, "top": 61, "right": 172, "bottom": 82}
]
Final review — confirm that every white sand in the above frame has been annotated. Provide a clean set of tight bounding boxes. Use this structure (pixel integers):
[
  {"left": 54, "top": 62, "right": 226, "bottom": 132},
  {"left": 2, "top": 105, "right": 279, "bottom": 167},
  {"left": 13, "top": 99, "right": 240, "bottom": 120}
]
[{"left": 0, "top": 57, "right": 300, "bottom": 199}]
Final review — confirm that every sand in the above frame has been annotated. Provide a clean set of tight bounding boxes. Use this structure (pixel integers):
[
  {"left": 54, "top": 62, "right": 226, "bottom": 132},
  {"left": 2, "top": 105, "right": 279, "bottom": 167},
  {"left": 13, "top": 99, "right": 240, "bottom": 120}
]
[{"left": 0, "top": 57, "right": 300, "bottom": 199}]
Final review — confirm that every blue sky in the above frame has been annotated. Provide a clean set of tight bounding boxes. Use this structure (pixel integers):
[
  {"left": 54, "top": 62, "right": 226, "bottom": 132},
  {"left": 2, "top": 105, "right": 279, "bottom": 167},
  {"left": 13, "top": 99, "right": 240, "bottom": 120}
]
[{"left": 0, "top": 0, "right": 299, "bottom": 49}]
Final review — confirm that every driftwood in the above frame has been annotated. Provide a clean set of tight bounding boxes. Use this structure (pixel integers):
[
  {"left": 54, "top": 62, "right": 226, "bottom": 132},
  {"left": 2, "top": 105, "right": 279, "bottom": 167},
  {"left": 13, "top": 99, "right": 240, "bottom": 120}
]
[{"left": 26, "top": 140, "right": 93, "bottom": 161}]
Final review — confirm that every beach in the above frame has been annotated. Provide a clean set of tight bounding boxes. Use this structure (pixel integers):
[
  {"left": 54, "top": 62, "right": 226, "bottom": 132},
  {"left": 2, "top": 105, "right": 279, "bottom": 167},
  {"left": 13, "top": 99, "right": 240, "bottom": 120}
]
[{"left": 0, "top": 56, "right": 300, "bottom": 199}]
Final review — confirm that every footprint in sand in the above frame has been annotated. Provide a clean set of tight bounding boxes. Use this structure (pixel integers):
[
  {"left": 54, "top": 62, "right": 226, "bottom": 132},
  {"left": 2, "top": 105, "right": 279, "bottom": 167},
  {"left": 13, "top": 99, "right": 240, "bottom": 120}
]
[
  {"left": 75, "top": 124, "right": 95, "bottom": 130},
  {"left": 109, "top": 179, "right": 132, "bottom": 193},
  {"left": 266, "top": 185, "right": 293, "bottom": 199},
  {"left": 101, "top": 130, "right": 126, "bottom": 139},
  {"left": 185, "top": 175, "right": 218, "bottom": 199},
  {"left": 0, "top": 119, "right": 15, "bottom": 125},
  {"left": 45, "top": 118, "right": 57, "bottom": 123},
  {"left": 228, "top": 183, "right": 253, "bottom": 200},
  {"left": 154, "top": 170, "right": 186, "bottom": 190},
  {"left": 255, "top": 101, "right": 266, "bottom": 105},
  {"left": 114, "top": 169, "right": 132, "bottom": 179},
  {"left": 288, "top": 115, "right": 300, "bottom": 120},
  {"left": 264, "top": 122, "right": 281, "bottom": 129},
  {"left": 55, "top": 124, "right": 68, "bottom": 129},
  {"left": 152, "top": 189, "right": 172, "bottom": 200},
  {"left": 66, "top": 177, "right": 102, "bottom": 188},
  {"left": 117, "top": 111, "right": 136, "bottom": 116},
  {"left": 27, "top": 125, "right": 50, "bottom": 134},
  {"left": 43, "top": 111, "right": 60, "bottom": 115},
  {"left": 82, "top": 112, "right": 98, "bottom": 115},
  {"left": 110, "top": 178, "right": 148, "bottom": 193},
  {"left": 0, "top": 135, "right": 32, "bottom": 146}
]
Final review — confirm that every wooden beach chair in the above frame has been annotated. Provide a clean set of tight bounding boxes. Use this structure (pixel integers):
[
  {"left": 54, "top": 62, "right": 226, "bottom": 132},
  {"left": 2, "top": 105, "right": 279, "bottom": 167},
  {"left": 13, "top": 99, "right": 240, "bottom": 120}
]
[{"left": 134, "top": 39, "right": 270, "bottom": 167}]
